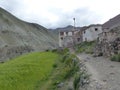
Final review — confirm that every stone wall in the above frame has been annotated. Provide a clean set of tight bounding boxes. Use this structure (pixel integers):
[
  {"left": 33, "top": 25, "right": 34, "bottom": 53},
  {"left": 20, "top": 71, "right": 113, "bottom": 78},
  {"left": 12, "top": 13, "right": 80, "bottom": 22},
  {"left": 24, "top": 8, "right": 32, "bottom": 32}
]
[{"left": 94, "top": 26, "right": 120, "bottom": 57}]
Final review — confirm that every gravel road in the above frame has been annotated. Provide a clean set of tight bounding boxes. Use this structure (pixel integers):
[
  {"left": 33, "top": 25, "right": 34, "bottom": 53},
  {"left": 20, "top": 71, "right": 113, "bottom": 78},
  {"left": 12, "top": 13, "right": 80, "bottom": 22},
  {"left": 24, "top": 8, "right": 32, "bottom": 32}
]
[{"left": 77, "top": 53, "right": 120, "bottom": 90}]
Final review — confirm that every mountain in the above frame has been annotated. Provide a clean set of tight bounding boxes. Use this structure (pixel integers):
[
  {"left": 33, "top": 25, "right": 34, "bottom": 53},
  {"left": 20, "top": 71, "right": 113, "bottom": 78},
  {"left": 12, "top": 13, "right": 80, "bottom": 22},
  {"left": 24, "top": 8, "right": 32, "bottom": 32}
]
[
  {"left": 0, "top": 7, "right": 58, "bottom": 61},
  {"left": 103, "top": 14, "right": 120, "bottom": 29},
  {"left": 50, "top": 25, "right": 81, "bottom": 32}
]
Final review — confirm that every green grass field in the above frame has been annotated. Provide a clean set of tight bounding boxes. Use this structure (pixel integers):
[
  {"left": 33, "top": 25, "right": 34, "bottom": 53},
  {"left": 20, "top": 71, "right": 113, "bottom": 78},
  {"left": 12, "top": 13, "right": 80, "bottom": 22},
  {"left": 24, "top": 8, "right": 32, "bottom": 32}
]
[{"left": 0, "top": 52, "right": 58, "bottom": 90}]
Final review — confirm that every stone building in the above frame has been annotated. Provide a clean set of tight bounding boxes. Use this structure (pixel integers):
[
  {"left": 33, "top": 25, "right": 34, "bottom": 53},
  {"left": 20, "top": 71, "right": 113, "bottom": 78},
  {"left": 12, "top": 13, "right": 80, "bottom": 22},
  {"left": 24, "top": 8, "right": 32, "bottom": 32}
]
[
  {"left": 59, "top": 30, "right": 74, "bottom": 47},
  {"left": 82, "top": 24, "right": 102, "bottom": 42},
  {"left": 59, "top": 24, "right": 103, "bottom": 47},
  {"left": 59, "top": 29, "right": 82, "bottom": 47},
  {"left": 95, "top": 14, "right": 120, "bottom": 56}
]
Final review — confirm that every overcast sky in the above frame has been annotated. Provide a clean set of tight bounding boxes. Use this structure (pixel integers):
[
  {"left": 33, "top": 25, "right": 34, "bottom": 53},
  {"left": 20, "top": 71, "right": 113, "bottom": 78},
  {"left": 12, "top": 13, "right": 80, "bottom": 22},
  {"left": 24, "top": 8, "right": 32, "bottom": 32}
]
[{"left": 0, "top": 0, "right": 120, "bottom": 29}]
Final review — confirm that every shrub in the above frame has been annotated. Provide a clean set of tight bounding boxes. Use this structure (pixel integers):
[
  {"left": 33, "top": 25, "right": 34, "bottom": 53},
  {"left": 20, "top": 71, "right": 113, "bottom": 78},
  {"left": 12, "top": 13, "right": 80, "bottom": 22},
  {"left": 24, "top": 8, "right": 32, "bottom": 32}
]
[
  {"left": 111, "top": 54, "right": 120, "bottom": 62},
  {"left": 75, "top": 41, "right": 95, "bottom": 54},
  {"left": 63, "top": 48, "right": 69, "bottom": 54},
  {"left": 52, "top": 63, "right": 58, "bottom": 68},
  {"left": 74, "top": 73, "right": 81, "bottom": 90},
  {"left": 73, "top": 71, "right": 89, "bottom": 90},
  {"left": 52, "top": 49, "right": 57, "bottom": 52},
  {"left": 45, "top": 49, "right": 50, "bottom": 52}
]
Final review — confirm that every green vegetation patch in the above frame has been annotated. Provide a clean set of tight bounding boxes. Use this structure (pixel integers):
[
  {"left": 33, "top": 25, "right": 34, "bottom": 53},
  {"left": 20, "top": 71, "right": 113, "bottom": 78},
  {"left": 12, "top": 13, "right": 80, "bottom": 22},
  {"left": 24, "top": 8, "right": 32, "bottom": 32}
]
[
  {"left": 0, "top": 48, "right": 89, "bottom": 90},
  {"left": 111, "top": 53, "right": 120, "bottom": 62},
  {"left": 75, "top": 41, "right": 95, "bottom": 54},
  {"left": 41, "top": 48, "right": 80, "bottom": 90},
  {"left": 0, "top": 52, "right": 58, "bottom": 90}
]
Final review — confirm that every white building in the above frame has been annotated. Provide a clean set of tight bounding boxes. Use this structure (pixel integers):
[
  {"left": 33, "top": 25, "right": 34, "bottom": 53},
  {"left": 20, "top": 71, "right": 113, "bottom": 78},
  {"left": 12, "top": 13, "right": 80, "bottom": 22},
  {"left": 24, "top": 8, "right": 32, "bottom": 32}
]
[{"left": 82, "top": 24, "right": 102, "bottom": 42}]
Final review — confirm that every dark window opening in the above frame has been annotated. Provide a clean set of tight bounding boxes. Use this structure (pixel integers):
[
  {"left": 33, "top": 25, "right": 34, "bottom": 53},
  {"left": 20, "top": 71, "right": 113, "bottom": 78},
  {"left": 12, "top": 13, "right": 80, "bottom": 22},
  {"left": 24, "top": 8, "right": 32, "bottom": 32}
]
[
  {"left": 77, "top": 38, "right": 80, "bottom": 41},
  {"left": 66, "top": 32, "right": 68, "bottom": 35},
  {"left": 84, "top": 30, "right": 86, "bottom": 34},
  {"left": 72, "top": 31, "right": 74, "bottom": 35},
  {"left": 95, "top": 28, "right": 98, "bottom": 31},
  {"left": 60, "top": 32, "right": 64, "bottom": 35},
  {"left": 61, "top": 37, "right": 63, "bottom": 40},
  {"left": 104, "top": 32, "right": 107, "bottom": 36}
]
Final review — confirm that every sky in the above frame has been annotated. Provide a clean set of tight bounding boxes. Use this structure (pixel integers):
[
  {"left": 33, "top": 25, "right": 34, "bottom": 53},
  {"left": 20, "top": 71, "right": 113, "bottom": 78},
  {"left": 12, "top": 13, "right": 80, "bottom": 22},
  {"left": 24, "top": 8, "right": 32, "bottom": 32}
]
[{"left": 0, "top": 0, "right": 120, "bottom": 29}]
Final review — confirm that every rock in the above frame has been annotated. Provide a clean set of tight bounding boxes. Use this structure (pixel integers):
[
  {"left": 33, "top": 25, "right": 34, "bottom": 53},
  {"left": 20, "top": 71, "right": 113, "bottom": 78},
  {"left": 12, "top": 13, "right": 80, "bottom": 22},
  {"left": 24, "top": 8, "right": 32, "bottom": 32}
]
[
  {"left": 110, "top": 65, "right": 114, "bottom": 68},
  {"left": 96, "top": 83, "right": 103, "bottom": 89},
  {"left": 103, "top": 79, "right": 107, "bottom": 82},
  {"left": 57, "top": 82, "right": 64, "bottom": 88},
  {"left": 68, "top": 87, "right": 74, "bottom": 90},
  {"left": 109, "top": 72, "right": 115, "bottom": 75}
]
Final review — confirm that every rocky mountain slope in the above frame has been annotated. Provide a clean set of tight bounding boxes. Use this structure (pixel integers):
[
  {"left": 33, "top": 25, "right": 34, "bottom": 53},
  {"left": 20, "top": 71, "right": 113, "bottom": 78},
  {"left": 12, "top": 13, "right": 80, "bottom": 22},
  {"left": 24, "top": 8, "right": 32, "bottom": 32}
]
[
  {"left": 103, "top": 14, "right": 120, "bottom": 29},
  {"left": 0, "top": 7, "right": 58, "bottom": 61},
  {"left": 50, "top": 25, "right": 81, "bottom": 32}
]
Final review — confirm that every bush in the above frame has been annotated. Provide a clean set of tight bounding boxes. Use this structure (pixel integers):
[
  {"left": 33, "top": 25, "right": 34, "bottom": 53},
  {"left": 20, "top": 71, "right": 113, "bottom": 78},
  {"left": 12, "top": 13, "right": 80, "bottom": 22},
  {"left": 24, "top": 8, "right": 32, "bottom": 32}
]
[
  {"left": 63, "top": 48, "right": 69, "bottom": 54},
  {"left": 73, "top": 71, "right": 89, "bottom": 90},
  {"left": 49, "top": 48, "right": 80, "bottom": 89},
  {"left": 53, "top": 63, "right": 58, "bottom": 68},
  {"left": 75, "top": 41, "right": 95, "bottom": 54},
  {"left": 62, "top": 54, "right": 80, "bottom": 79},
  {"left": 56, "top": 48, "right": 69, "bottom": 55},
  {"left": 74, "top": 73, "right": 80, "bottom": 90},
  {"left": 50, "top": 48, "right": 89, "bottom": 90},
  {"left": 45, "top": 49, "right": 50, "bottom": 52},
  {"left": 52, "top": 49, "right": 57, "bottom": 52},
  {"left": 111, "top": 54, "right": 120, "bottom": 62}
]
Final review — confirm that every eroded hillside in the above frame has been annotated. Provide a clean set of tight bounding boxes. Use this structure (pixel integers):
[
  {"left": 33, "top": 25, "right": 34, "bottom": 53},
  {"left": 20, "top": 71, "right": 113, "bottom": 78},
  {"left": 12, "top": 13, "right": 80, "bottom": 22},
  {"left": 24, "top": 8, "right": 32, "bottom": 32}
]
[{"left": 0, "top": 7, "right": 58, "bottom": 61}]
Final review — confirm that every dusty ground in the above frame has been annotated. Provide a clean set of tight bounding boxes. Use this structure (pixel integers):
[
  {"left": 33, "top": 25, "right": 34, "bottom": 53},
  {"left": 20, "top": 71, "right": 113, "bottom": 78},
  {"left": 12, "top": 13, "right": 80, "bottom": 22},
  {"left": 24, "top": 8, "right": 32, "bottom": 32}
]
[{"left": 77, "top": 53, "right": 120, "bottom": 90}]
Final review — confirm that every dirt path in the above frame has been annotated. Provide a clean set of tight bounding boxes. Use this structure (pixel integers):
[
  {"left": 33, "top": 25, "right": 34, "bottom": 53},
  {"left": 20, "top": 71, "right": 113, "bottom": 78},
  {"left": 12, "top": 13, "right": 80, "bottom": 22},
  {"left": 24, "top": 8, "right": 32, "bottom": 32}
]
[{"left": 77, "top": 53, "right": 120, "bottom": 90}]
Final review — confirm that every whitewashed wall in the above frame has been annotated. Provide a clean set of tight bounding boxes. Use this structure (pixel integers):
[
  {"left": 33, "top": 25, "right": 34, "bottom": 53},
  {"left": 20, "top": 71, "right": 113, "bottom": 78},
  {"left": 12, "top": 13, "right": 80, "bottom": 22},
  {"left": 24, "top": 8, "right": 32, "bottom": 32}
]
[{"left": 83, "top": 26, "right": 102, "bottom": 41}]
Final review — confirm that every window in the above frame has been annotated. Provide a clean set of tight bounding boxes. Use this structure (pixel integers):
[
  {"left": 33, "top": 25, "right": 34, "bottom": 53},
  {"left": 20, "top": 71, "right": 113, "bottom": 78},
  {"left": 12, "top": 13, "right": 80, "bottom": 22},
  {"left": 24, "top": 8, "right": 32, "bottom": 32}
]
[
  {"left": 104, "top": 32, "right": 107, "bottom": 36},
  {"left": 77, "top": 38, "right": 80, "bottom": 41},
  {"left": 61, "top": 37, "right": 63, "bottom": 40},
  {"left": 84, "top": 30, "right": 86, "bottom": 34},
  {"left": 60, "top": 32, "right": 64, "bottom": 35},
  {"left": 66, "top": 32, "right": 68, "bottom": 35},
  {"left": 95, "top": 28, "right": 98, "bottom": 31},
  {"left": 72, "top": 31, "right": 74, "bottom": 35}
]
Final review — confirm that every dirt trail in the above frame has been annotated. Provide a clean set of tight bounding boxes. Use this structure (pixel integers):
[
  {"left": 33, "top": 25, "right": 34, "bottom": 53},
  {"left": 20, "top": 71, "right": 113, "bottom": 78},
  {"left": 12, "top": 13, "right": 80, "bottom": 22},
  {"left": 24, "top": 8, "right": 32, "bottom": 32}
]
[{"left": 77, "top": 53, "right": 120, "bottom": 90}]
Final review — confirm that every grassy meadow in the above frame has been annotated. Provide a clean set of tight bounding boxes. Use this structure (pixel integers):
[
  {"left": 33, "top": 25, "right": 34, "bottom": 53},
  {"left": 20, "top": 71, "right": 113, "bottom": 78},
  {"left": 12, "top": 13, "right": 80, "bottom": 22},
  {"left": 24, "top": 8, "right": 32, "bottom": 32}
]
[
  {"left": 0, "top": 52, "right": 58, "bottom": 90},
  {"left": 0, "top": 49, "right": 85, "bottom": 90}
]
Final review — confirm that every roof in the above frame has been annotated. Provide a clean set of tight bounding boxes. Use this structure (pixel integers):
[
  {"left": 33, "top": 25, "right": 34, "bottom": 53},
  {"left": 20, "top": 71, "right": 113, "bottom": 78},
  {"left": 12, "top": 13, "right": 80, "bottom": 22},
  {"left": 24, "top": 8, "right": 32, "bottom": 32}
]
[
  {"left": 87, "top": 24, "right": 102, "bottom": 28},
  {"left": 80, "top": 24, "right": 102, "bottom": 31}
]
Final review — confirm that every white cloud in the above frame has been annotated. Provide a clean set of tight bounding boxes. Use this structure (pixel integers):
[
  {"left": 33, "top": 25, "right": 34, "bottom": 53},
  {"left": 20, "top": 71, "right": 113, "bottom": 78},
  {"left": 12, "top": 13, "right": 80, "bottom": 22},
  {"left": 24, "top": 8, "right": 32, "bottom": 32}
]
[{"left": 0, "top": 0, "right": 120, "bottom": 28}]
